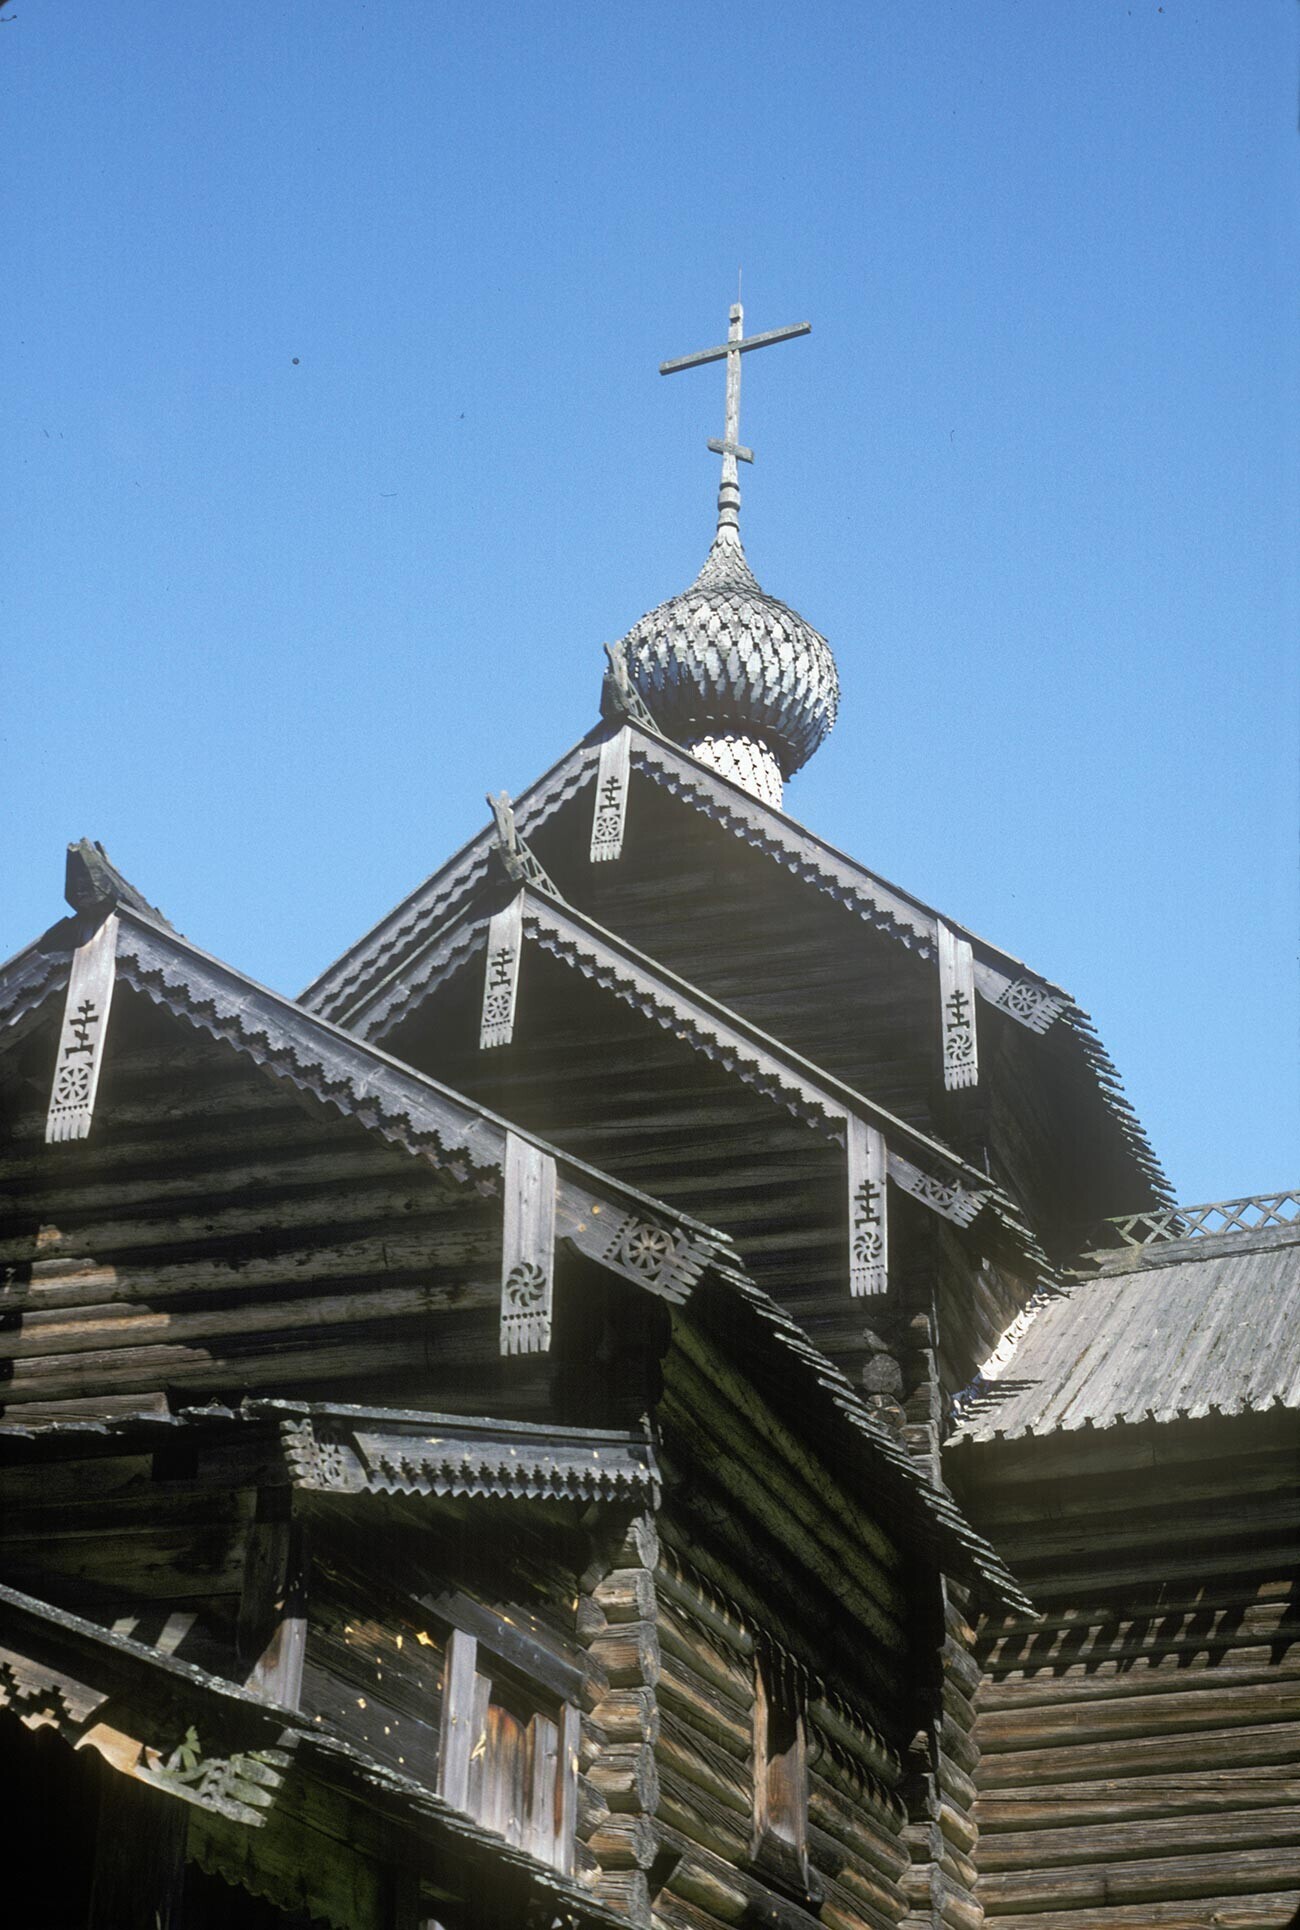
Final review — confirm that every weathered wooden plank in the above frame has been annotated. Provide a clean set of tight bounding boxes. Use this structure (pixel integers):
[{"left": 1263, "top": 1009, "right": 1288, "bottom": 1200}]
[
  {"left": 499, "top": 1131, "right": 555, "bottom": 1354},
  {"left": 977, "top": 1678, "right": 1300, "bottom": 1752},
  {"left": 978, "top": 1845, "right": 1300, "bottom": 1915},
  {"left": 975, "top": 1719, "right": 1300, "bottom": 1788},
  {"left": 979, "top": 1803, "right": 1300, "bottom": 1872}
]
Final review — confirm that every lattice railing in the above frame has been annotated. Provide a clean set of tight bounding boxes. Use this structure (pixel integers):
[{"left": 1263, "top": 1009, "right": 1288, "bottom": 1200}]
[{"left": 1104, "top": 1188, "right": 1300, "bottom": 1249}]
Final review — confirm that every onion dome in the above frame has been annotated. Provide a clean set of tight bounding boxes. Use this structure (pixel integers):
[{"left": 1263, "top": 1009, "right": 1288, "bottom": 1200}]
[{"left": 619, "top": 525, "right": 840, "bottom": 809}]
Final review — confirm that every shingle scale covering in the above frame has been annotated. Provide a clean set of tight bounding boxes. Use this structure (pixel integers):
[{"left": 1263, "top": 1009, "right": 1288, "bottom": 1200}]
[
  {"left": 621, "top": 530, "right": 839, "bottom": 779},
  {"left": 951, "top": 1231, "right": 1300, "bottom": 1442}
]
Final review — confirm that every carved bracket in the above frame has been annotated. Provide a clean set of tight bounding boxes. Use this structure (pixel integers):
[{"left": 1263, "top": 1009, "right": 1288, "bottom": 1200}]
[
  {"left": 938, "top": 922, "right": 978, "bottom": 1092},
  {"left": 480, "top": 893, "right": 525, "bottom": 1049},
  {"left": 46, "top": 913, "right": 118, "bottom": 1143},
  {"left": 848, "top": 1117, "right": 888, "bottom": 1297},
  {"left": 589, "top": 727, "right": 632, "bottom": 864},
  {"left": 501, "top": 1133, "right": 557, "bottom": 1355},
  {"left": 488, "top": 791, "right": 561, "bottom": 896}
]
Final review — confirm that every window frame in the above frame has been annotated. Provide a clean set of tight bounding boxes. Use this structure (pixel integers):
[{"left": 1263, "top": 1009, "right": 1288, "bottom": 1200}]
[{"left": 438, "top": 1625, "right": 579, "bottom": 1873}]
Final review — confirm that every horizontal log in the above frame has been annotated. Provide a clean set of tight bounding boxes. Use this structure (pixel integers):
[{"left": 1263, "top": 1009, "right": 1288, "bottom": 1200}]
[
  {"left": 657, "top": 1713, "right": 751, "bottom": 1820},
  {"left": 976, "top": 1719, "right": 1300, "bottom": 1788},
  {"left": 0, "top": 1171, "right": 477, "bottom": 1268},
  {"left": 585, "top": 1619, "right": 660, "bottom": 1689},
  {"left": 976, "top": 1768, "right": 1300, "bottom": 1832},
  {"left": 657, "top": 1764, "right": 750, "bottom": 1866},
  {"left": 967, "top": 1893, "right": 1300, "bottom": 1930},
  {"left": 595, "top": 1566, "right": 657, "bottom": 1625},
  {"left": 658, "top": 1604, "right": 754, "bottom": 1714},
  {"left": 979, "top": 1803, "right": 1300, "bottom": 1872},
  {"left": 977, "top": 1679, "right": 1300, "bottom": 1753},
  {"left": 586, "top": 1811, "right": 658, "bottom": 1870},
  {"left": 658, "top": 1652, "right": 751, "bottom": 1759},
  {"left": 979, "top": 1658, "right": 1300, "bottom": 1713},
  {"left": 588, "top": 1686, "right": 659, "bottom": 1745},
  {"left": 807, "top": 1696, "right": 903, "bottom": 1788},
  {"left": 807, "top": 1782, "right": 911, "bottom": 1884},
  {"left": 587, "top": 1743, "right": 659, "bottom": 1814},
  {"left": 980, "top": 1844, "right": 1300, "bottom": 1915},
  {"left": 0, "top": 1279, "right": 470, "bottom": 1362},
  {"left": 655, "top": 1554, "right": 753, "bottom": 1659}
]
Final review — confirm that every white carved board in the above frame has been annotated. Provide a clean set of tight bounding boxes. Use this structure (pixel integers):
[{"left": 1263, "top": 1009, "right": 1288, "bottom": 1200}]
[
  {"left": 479, "top": 894, "right": 524, "bottom": 1050},
  {"left": 500, "top": 1132, "right": 557, "bottom": 1355},
  {"left": 938, "top": 921, "right": 979, "bottom": 1091},
  {"left": 847, "top": 1115, "right": 888, "bottom": 1297},
  {"left": 46, "top": 915, "right": 119, "bottom": 1144},
  {"left": 589, "top": 727, "right": 631, "bottom": 863}
]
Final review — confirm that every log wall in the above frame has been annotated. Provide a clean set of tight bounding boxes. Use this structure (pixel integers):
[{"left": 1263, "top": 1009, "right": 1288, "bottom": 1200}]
[{"left": 958, "top": 1416, "right": 1300, "bottom": 1930}]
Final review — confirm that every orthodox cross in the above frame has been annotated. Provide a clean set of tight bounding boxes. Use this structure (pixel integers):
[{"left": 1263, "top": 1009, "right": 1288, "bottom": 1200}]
[{"left": 660, "top": 301, "right": 810, "bottom": 536}]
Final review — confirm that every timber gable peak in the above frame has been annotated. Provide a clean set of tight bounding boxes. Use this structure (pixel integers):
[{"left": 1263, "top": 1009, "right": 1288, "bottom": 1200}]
[
  {"left": 300, "top": 721, "right": 1167, "bottom": 1212},
  {"left": 361, "top": 876, "right": 1046, "bottom": 1278},
  {"left": 0, "top": 862, "right": 726, "bottom": 1351}
]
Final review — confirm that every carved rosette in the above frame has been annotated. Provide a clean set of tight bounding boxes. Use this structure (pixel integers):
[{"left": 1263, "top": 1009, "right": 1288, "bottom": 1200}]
[{"left": 993, "top": 976, "right": 1065, "bottom": 1034}]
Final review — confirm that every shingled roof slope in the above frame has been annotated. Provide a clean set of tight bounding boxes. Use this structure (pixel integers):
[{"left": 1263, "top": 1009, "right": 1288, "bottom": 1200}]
[
  {"left": 298, "top": 722, "right": 1170, "bottom": 1210},
  {"left": 950, "top": 1213, "right": 1300, "bottom": 1443}
]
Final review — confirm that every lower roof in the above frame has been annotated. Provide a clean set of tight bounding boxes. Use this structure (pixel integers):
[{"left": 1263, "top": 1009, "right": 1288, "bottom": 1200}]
[{"left": 950, "top": 1200, "right": 1300, "bottom": 1443}]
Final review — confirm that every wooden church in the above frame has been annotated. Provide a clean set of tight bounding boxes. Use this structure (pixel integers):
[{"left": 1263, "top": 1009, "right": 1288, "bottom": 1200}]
[{"left": 1, "top": 306, "right": 1296, "bottom": 1930}]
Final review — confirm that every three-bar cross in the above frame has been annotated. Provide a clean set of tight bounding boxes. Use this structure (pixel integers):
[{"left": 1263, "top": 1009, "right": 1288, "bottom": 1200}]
[{"left": 660, "top": 302, "right": 810, "bottom": 535}]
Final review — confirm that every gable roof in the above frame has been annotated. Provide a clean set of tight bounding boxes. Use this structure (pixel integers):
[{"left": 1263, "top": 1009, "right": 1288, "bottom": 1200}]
[
  {"left": 949, "top": 1196, "right": 1300, "bottom": 1443},
  {"left": 300, "top": 722, "right": 1171, "bottom": 1210},
  {"left": 0, "top": 897, "right": 720, "bottom": 1307},
  {"left": 348, "top": 877, "right": 1047, "bottom": 1278},
  {"left": 0, "top": 862, "right": 1028, "bottom": 1611}
]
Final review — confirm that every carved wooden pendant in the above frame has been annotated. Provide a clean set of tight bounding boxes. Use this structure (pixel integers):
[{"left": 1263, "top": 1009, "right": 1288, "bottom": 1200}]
[
  {"left": 479, "top": 894, "right": 524, "bottom": 1050},
  {"left": 847, "top": 1116, "right": 888, "bottom": 1297},
  {"left": 589, "top": 728, "right": 631, "bottom": 863},
  {"left": 45, "top": 914, "right": 118, "bottom": 1144},
  {"left": 938, "top": 921, "right": 979, "bottom": 1091},
  {"left": 500, "top": 1132, "right": 556, "bottom": 1355}
]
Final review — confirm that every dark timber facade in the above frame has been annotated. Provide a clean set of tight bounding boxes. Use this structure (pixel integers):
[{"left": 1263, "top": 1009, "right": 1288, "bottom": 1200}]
[{"left": 2, "top": 310, "right": 1296, "bottom": 1929}]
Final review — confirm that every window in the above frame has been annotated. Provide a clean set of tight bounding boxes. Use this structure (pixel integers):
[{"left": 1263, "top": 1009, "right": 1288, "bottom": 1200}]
[
  {"left": 752, "top": 1648, "right": 820, "bottom": 1903},
  {"left": 438, "top": 1626, "right": 578, "bottom": 1872}
]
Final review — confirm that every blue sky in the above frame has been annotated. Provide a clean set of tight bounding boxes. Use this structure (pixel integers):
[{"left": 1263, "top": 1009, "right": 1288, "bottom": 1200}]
[{"left": 4, "top": 3, "right": 1297, "bottom": 1204}]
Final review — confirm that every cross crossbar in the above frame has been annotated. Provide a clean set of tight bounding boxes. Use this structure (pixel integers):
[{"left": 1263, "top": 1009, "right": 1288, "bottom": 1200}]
[{"left": 659, "top": 321, "right": 811, "bottom": 377}]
